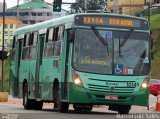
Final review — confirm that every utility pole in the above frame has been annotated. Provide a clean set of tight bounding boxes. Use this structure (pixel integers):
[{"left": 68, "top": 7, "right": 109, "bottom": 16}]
[
  {"left": 0, "top": 0, "right": 6, "bottom": 92},
  {"left": 147, "top": 2, "right": 150, "bottom": 25},
  {"left": 130, "top": 0, "right": 131, "bottom": 15},
  {"left": 85, "top": 0, "right": 87, "bottom": 12},
  {"left": 17, "top": 0, "right": 20, "bottom": 19},
  {"left": 113, "top": 0, "right": 118, "bottom": 13}
]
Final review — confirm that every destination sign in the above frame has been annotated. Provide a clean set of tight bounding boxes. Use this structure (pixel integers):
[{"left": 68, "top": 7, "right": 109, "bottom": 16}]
[
  {"left": 75, "top": 15, "right": 149, "bottom": 30},
  {"left": 83, "top": 17, "right": 104, "bottom": 25},
  {"left": 109, "top": 18, "right": 134, "bottom": 27}
]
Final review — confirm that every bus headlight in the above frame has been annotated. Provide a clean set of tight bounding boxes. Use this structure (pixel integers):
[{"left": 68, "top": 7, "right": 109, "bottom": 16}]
[
  {"left": 140, "top": 77, "right": 150, "bottom": 90},
  {"left": 141, "top": 82, "right": 148, "bottom": 89},
  {"left": 72, "top": 71, "right": 83, "bottom": 87}
]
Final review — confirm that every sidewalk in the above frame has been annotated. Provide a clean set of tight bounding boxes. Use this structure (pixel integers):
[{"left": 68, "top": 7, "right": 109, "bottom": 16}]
[{"left": 0, "top": 95, "right": 22, "bottom": 105}]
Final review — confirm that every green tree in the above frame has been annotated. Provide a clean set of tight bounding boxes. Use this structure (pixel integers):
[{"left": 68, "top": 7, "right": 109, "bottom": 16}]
[{"left": 70, "top": 0, "right": 106, "bottom": 13}]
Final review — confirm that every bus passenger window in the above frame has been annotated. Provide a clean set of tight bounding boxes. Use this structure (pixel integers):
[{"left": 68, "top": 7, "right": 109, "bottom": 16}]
[
  {"left": 30, "top": 46, "right": 36, "bottom": 60},
  {"left": 33, "top": 32, "right": 38, "bottom": 45},
  {"left": 23, "top": 34, "right": 29, "bottom": 47},
  {"left": 58, "top": 26, "right": 64, "bottom": 41},
  {"left": 53, "top": 26, "right": 64, "bottom": 56},
  {"left": 29, "top": 32, "right": 38, "bottom": 60},
  {"left": 26, "top": 34, "right": 30, "bottom": 46},
  {"left": 45, "top": 28, "right": 54, "bottom": 57},
  {"left": 53, "top": 41, "right": 61, "bottom": 56},
  {"left": 22, "top": 34, "right": 30, "bottom": 60},
  {"left": 10, "top": 50, "right": 16, "bottom": 61},
  {"left": 12, "top": 36, "right": 17, "bottom": 49},
  {"left": 22, "top": 47, "right": 29, "bottom": 60},
  {"left": 53, "top": 27, "right": 59, "bottom": 41},
  {"left": 45, "top": 43, "right": 54, "bottom": 57},
  {"left": 48, "top": 28, "right": 54, "bottom": 42}
]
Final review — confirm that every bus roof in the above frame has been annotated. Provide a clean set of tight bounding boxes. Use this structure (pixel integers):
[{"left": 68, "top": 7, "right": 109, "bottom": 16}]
[
  {"left": 14, "top": 13, "right": 148, "bottom": 35},
  {"left": 14, "top": 14, "right": 75, "bottom": 35}
]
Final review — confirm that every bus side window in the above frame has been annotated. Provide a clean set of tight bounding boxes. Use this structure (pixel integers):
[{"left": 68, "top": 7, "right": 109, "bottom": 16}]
[
  {"left": 48, "top": 28, "right": 54, "bottom": 42},
  {"left": 45, "top": 28, "right": 54, "bottom": 57},
  {"left": 11, "top": 36, "right": 17, "bottom": 61},
  {"left": 53, "top": 27, "right": 59, "bottom": 41},
  {"left": 10, "top": 49, "right": 16, "bottom": 61},
  {"left": 12, "top": 36, "right": 16, "bottom": 49},
  {"left": 59, "top": 26, "right": 64, "bottom": 41},
  {"left": 22, "top": 34, "right": 30, "bottom": 60},
  {"left": 29, "top": 32, "right": 38, "bottom": 60},
  {"left": 12, "top": 36, "right": 17, "bottom": 49},
  {"left": 53, "top": 26, "right": 64, "bottom": 56},
  {"left": 33, "top": 32, "right": 38, "bottom": 45}
]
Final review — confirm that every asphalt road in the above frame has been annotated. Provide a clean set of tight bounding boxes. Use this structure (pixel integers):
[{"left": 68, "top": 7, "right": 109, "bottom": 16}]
[
  {"left": 0, "top": 104, "right": 158, "bottom": 119},
  {"left": 0, "top": 95, "right": 160, "bottom": 119}
]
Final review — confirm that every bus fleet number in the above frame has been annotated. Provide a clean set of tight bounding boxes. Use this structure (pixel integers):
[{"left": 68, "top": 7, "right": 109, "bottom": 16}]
[{"left": 127, "top": 82, "right": 136, "bottom": 88}]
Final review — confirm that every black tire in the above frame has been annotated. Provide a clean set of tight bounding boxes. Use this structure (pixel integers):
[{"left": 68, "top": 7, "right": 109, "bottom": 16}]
[
  {"left": 73, "top": 104, "right": 82, "bottom": 112},
  {"left": 33, "top": 101, "right": 43, "bottom": 110},
  {"left": 53, "top": 84, "right": 58, "bottom": 109},
  {"left": 73, "top": 104, "right": 93, "bottom": 112},
  {"left": 55, "top": 84, "right": 69, "bottom": 113},
  {"left": 84, "top": 105, "right": 93, "bottom": 112},
  {"left": 23, "top": 83, "right": 34, "bottom": 110},
  {"left": 117, "top": 105, "right": 131, "bottom": 114}
]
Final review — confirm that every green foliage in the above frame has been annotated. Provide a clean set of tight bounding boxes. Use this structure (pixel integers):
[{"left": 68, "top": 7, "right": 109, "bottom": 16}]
[
  {"left": 150, "top": 14, "right": 160, "bottom": 31},
  {"left": 150, "top": 14, "right": 160, "bottom": 79},
  {"left": 70, "top": 0, "right": 105, "bottom": 13},
  {"left": 4, "top": 57, "right": 10, "bottom": 92}
]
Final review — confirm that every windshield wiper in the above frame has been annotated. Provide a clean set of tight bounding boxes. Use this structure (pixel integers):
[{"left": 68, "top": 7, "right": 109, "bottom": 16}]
[
  {"left": 118, "top": 29, "right": 134, "bottom": 56},
  {"left": 120, "top": 29, "right": 134, "bottom": 47},
  {"left": 91, "top": 26, "right": 109, "bottom": 55}
]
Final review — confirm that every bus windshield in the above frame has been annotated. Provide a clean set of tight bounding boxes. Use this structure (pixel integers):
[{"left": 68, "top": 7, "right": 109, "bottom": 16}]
[{"left": 73, "top": 28, "right": 150, "bottom": 75}]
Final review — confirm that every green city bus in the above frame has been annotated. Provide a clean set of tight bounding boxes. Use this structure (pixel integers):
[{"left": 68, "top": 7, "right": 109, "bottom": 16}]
[{"left": 9, "top": 13, "right": 151, "bottom": 114}]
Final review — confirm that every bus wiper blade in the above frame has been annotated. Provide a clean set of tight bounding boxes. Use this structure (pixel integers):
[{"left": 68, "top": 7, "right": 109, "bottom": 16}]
[
  {"left": 91, "top": 26, "right": 109, "bottom": 55},
  {"left": 120, "top": 29, "right": 134, "bottom": 47},
  {"left": 91, "top": 26, "right": 108, "bottom": 46}
]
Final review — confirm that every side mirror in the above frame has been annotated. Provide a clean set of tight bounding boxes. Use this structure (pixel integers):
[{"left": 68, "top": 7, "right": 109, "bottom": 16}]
[{"left": 68, "top": 28, "right": 74, "bottom": 43}]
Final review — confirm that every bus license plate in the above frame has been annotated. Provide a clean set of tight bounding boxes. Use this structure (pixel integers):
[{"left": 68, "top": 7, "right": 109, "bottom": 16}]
[{"left": 105, "top": 95, "right": 118, "bottom": 100}]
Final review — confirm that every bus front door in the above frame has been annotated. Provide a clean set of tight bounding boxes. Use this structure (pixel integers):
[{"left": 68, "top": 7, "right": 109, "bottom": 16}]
[
  {"left": 35, "top": 34, "right": 45, "bottom": 99},
  {"left": 14, "top": 39, "right": 22, "bottom": 97}
]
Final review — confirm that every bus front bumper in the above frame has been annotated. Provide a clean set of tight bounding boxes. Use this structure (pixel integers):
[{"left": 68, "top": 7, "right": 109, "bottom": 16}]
[{"left": 68, "top": 83, "right": 149, "bottom": 106}]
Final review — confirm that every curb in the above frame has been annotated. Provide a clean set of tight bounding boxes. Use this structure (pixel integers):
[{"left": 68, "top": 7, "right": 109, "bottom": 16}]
[
  {"left": 0, "top": 92, "right": 8, "bottom": 102},
  {"left": 149, "top": 106, "right": 155, "bottom": 111}
]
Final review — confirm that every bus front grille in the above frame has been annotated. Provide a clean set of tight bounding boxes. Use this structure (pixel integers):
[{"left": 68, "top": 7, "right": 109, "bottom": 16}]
[{"left": 87, "top": 84, "right": 135, "bottom": 93}]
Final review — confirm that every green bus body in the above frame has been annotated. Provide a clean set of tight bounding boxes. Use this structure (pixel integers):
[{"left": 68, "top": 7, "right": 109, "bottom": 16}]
[{"left": 9, "top": 13, "right": 151, "bottom": 113}]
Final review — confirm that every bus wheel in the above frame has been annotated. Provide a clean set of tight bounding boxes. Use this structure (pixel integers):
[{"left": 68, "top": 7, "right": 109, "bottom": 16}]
[
  {"left": 84, "top": 105, "right": 93, "bottom": 112},
  {"left": 33, "top": 101, "right": 43, "bottom": 110},
  {"left": 23, "top": 83, "right": 34, "bottom": 110},
  {"left": 73, "top": 104, "right": 93, "bottom": 112},
  {"left": 55, "top": 85, "right": 69, "bottom": 113},
  {"left": 117, "top": 105, "right": 131, "bottom": 114},
  {"left": 73, "top": 104, "right": 82, "bottom": 112}
]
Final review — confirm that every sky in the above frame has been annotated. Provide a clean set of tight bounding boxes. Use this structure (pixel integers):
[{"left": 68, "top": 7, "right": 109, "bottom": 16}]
[{"left": 0, "top": 0, "right": 76, "bottom": 10}]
